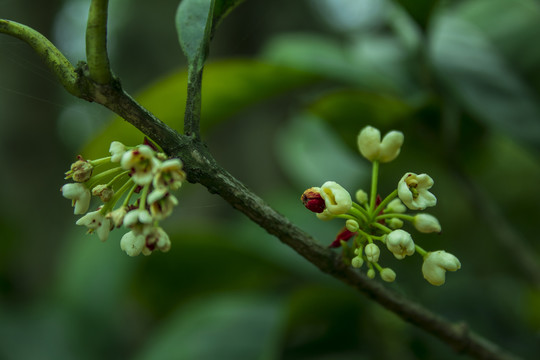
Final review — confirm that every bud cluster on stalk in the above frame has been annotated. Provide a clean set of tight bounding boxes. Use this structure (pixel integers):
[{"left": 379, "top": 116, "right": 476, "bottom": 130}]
[
  {"left": 61, "top": 139, "right": 186, "bottom": 257},
  {"left": 301, "top": 126, "right": 461, "bottom": 286}
]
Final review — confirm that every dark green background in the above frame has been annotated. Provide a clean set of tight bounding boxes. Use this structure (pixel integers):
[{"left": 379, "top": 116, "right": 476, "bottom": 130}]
[{"left": 1, "top": 0, "right": 539, "bottom": 358}]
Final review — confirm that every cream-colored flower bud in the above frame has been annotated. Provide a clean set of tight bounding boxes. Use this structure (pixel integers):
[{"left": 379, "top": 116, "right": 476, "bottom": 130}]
[
  {"left": 320, "top": 181, "right": 352, "bottom": 215},
  {"left": 386, "top": 229, "right": 415, "bottom": 259},
  {"left": 397, "top": 172, "right": 437, "bottom": 210},
  {"left": 386, "top": 198, "right": 406, "bottom": 213},
  {"left": 355, "top": 189, "right": 368, "bottom": 205},
  {"left": 367, "top": 268, "right": 376, "bottom": 279},
  {"left": 422, "top": 250, "right": 461, "bottom": 286},
  {"left": 346, "top": 219, "right": 359, "bottom": 232},
  {"left": 386, "top": 218, "right": 403, "bottom": 229},
  {"left": 357, "top": 126, "right": 381, "bottom": 161},
  {"left": 378, "top": 131, "right": 404, "bottom": 163},
  {"left": 106, "top": 206, "right": 128, "bottom": 227},
  {"left": 380, "top": 268, "right": 396, "bottom": 282},
  {"left": 364, "top": 243, "right": 380, "bottom": 263},
  {"left": 414, "top": 214, "right": 441, "bottom": 233},
  {"left": 351, "top": 256, "right": 364, "bottom": 268}
]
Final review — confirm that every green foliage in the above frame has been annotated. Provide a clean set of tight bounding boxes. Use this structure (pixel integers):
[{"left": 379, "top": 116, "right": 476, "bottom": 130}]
[{"left": 175, "top": 0, "right": 214, "bottom": 71}]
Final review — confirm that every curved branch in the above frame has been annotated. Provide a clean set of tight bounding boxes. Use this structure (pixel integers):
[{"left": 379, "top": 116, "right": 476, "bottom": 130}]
[
  {"left": 77, "top": 81, "right": 520, "bottom": 360},
  {"left": 86, "top": 0, "right": 113, "bottom": 84},
  {"left": 0, "top": 19, "right": 80, "bottom": 96}
]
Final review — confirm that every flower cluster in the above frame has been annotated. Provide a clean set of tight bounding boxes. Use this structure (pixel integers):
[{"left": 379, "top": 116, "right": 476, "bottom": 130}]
[
  {"left": 301, "top": 126, "right": 460, "bottom": 286},
  {"left": 61, "top": 139, "right": 186, "bottom": 257}
]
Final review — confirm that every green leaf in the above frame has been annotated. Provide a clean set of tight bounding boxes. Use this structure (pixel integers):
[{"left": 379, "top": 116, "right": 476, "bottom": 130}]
[
  {"left": 306, "top": 89, "right": 414, "bottom": 149},
  {"left": 428, "top": 0, "right": 540, "bottom": 146},
  {"left": 81, "top": 59, "right": 317, "bottom": 158},
  {"left": 212, "top": 0, "right": 245, "bottom": 33},
  {"left": 275, "top": 113, "right": 368, "bottom": 191},
  {"left": 175, "top": 0, "right": 215, "bottom": 70}
]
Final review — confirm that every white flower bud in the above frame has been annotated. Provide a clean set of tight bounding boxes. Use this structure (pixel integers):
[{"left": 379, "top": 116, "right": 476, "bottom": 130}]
[
  {"left": 397, "top": 172, "right": 437, "bottom": 210},
  {"left": 380, "top": 268, "right": 396, "bottom": 282},
  {"left": 367, "top": 268, "right": 376, "bottom": 279},
  {"left": 414, "top": 214, "right": 441, "bottom": 233},
  {"left": 346, "top": 219, "right": 359, "bottom": 232},
  {"left": 351, "top": 256, "right": 364, "bottom": 268},
  {"left": 320, "top": 181, "right": 352, "bottom": 215},
  {"left": 355, "top": 189, "right": 368, "bottom": 204},
  {"left": 386, "top": 218, "right": 403, "bottom": 229},
  {"left": 364, "top": 243, "right": 380, "bottom": 263},
  {"left": 422, "top": 250, "right": 461, "bottom": 286},
  {"left": 378, "top": 131, "right": 404, "bottom": 163},
  {"left": 357, "top": 126, "right": 381, "bottom": 161},
  {"left": 386, "top": 198, "right": 406, "bottom": 213},
  {"left": 386, "top": 229, "right": 415, "bottom": 259},
  {"left": 120, "top": 230, "right": 145, "bottom": 256}
]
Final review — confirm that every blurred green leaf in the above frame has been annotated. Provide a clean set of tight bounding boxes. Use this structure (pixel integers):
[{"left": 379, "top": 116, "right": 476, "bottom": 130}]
[
  {"left": 275, "top": 113, "right": 368, "bottom": 191},
  {"left": 81, "top": 59, "right": 317, "bottom": 158},
  {"left": 306, "top": 89, "right": 414, "bottom": 149},
  {"left": 261, "top": 32, "right": 423, "bottom": 97},
  {"left": 429, "top": 0, "right": 540, "bottom": 147},
  {"left": 136, "top": 294, "right": 284, "bottom": 360},
  {"left": 176, "top": 0, "right": 214, "bottom": 70}
]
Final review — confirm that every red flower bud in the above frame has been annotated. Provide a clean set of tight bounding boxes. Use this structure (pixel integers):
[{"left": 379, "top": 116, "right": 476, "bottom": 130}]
[
  {"left": 329, "top": 227, "right": 357, "bottom": 248},
  {"left": 301, "top": 187, "right": 326, "bottom": 213}
]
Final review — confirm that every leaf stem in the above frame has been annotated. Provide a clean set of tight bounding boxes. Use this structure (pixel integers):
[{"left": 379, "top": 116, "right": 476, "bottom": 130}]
[{"left": 86, "top": 0, "right": 112, "bottom": 84}]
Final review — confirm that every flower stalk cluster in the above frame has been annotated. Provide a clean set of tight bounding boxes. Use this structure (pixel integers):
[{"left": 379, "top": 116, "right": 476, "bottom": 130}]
[
  {"left": 301, "top": 126, "right": 461, "bottom": 286},
  {"left": 61, "top": 139, "right": 186, "bottom": 256}
]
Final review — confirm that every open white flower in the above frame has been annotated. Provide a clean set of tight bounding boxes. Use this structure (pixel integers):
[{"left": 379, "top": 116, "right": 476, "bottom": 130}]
[
  {"left": 413, "top": 214, "right": 441, "bottom": 233},
  {"left": 153, "top": 159, "right": 186, "bottom": 190},
  {"left": 142, "top": 226, "right": 171, "bottom": 255},
  {"left": 320, "top": 181, "right": 352, "bottom": 215},
  {"left": 76, "top": 209, "right": 112, "bottom": 242},
  {"left": 61, "top": 183, "right": 91, "bottom": 215},
  {"left": 357, "top": 126, "right": 404, "bottom": 163},
  {"left": 120, "top": 230, "right": 145, "bottom": 256},
  {"left": 121, "top": 145, "right": 160, "bottom": 185},
  {"left": 397, "top": 172, "right": 437, "bottom": 210},
  {"left": 386, "top": 229, "right": 415, "bottom": 259},
  {"left": 148, "top": 189, "right": 178, "bottom": 220},
  {"left": 109, "top": 141, "right": 127, "bottom": 163},
  {"left": 422, "top": 250, "right": 461, "bottom": 286}
]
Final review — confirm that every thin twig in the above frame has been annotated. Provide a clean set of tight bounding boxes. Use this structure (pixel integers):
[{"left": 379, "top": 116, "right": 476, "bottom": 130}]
[
  {"left": 0, "top": 19, "right": 80, "bottom": 96},
  {"left": 86, "top": 0, "right": 112, "bottom": 84}
]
